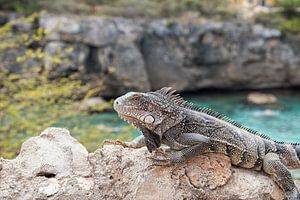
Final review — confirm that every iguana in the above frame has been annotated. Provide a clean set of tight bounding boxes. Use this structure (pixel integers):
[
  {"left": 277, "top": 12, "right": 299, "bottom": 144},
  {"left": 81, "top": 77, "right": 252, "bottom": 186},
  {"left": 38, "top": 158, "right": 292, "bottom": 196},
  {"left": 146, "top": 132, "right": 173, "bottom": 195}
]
[{"left": 105, "top": 87, "right": 300, "bottom": 200}]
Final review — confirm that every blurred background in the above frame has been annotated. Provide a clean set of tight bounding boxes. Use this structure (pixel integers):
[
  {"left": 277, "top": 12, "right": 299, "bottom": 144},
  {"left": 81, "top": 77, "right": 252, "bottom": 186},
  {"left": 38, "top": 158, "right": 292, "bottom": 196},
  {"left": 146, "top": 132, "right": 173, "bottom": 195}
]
[{"left": 0, "top": 0, "right": 299, "bottom": 164}]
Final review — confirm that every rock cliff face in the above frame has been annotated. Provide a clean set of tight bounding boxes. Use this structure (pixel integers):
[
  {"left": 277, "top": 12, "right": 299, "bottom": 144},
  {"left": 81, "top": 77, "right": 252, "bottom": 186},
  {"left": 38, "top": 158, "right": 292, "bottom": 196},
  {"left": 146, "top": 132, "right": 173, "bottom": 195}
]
[
  {"left": 38, "top": 15, "right": 300, "bottom": 96},
  {"left": 2, "top": 14, "right": 300, "bottom": 96},
  {"left": 0, "top": 127, "right": 299, "bottom": 200}
]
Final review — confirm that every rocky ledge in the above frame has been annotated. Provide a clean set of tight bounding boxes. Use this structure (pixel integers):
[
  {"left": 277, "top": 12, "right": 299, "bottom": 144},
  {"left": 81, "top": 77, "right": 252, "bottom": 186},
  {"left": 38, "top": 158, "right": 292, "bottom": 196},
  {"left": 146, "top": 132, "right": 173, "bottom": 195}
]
[{"left": 0, "top": 127, "right": 299, "bottom": 200}]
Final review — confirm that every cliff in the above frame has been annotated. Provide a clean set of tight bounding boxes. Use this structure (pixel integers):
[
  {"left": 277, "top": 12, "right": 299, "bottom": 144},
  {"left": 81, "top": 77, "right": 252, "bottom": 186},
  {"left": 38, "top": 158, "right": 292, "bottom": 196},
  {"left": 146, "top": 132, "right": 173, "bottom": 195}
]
[
  {"left": 2, "top": 14, "right": 300, "bottom": 96},
  {"left": 0, "top": 127, "right": 298, "bottom": 200}
]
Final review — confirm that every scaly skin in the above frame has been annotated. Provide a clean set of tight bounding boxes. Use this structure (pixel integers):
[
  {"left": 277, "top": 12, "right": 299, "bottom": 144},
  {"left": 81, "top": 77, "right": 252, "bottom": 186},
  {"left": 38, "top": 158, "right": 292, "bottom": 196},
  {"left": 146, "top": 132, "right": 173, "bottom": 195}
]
[{"left": 104, "top": 87, "right": 300, "bottom": 200}]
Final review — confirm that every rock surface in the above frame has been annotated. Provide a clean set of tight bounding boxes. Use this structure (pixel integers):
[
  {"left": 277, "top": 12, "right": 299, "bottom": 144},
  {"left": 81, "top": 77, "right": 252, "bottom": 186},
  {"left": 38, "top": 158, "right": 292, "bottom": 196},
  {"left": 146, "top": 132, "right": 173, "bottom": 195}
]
[
  {"left": 39, "top": 15, "right": 300, "bottom": 95},
  {"left": 1, "top": 127, "right": 299, "bottom": 200},
  {"left": 246, "top": 92, "right": 278, "bottom": 105},
  {"left": 78, "top": 97, "right": 109, "bottom": 113},
  {"left": 2, "top": 14, "right": 300, "bottom": 96}
]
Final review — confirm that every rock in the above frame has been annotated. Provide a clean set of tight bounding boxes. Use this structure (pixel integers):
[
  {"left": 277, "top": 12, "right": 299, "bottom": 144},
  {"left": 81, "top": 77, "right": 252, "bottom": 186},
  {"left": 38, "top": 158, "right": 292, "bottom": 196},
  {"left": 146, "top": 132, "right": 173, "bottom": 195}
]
[
  {"left": 39, "top": 15, "right": 81, "bottom": 41},
  {"left": 0, "top": 12, "right": 9, "bottom": 25},
  {"left": 252, "top": 24, "right": 281, "bottom": 39},
  {"left": 0, "top": 47, "right": 38, "bottom": 73},
  {"left": 3, "top": 14, "right": 300, "bottom": 96},
  {"left": 38, "top": 15, "right": 300, "bottom": 94},
  {"left": 0, "top": 127, "right": 92, "bottom": 200},
  {"left": 1, "top": 127, "right": 299, "bottom": 199},
  {"left": 90, "top": 145, "right": 288, "bottom": 200},
  {"left": 39, "top": 15, "right": 150, "bottom": 95},
  {"left": 39, "top": 15, "right": 119, "bottom": 46},
  {"left": 285, "top": 35, "right": 300, "bottom": 86},
  {"left": 38, "top": 178, "right": 60, "bottom": 197},
  {"left": 11, "top": 21, "right": 33, "bottom": 33},
  {"left": 78, "top": 97, "right": 110, "bottom": 113},
  {"left": 227, "top": 40, "right": 294, "bottom": 89},
  {"left": 141, "top": 21, "right": 295, "bottom": 91},
  {"left": 80, "top": 18, "right": 119, "bottom": 47},
  {"left": 44, "top": 41, "right": 89, "bottom": 77},
  {"left": 16, "top": 127, "right": 91, "bottom": 178},
  {"left": 0, "top": 12, "right": 23, "bottom": 26},
  {"left": 247, "top": 92, "right": 278, "bottom": 105},
  {"left": 99, "top": 42, "right": 150, "bottom": 96}
]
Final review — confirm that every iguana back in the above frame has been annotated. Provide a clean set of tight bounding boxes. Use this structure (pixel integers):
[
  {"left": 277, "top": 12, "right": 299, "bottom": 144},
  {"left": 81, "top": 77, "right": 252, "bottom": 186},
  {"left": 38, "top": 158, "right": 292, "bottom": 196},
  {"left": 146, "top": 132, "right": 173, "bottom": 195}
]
[{"left": 179, "top": 107, "right": 300, "bottom": 170}]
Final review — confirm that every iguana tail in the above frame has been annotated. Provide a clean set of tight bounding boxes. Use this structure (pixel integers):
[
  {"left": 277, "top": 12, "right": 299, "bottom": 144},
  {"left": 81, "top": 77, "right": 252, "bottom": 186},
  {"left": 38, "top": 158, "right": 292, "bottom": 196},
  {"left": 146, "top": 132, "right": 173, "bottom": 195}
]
[
  {"left": 275, "top": 143, "right": 300, "bottom": 169},
  {"left": 292, "top": 144, "right": 300, "bottom": 168},
  {"left": 292, "top": 144, "right": 300, "bottom": 162}
]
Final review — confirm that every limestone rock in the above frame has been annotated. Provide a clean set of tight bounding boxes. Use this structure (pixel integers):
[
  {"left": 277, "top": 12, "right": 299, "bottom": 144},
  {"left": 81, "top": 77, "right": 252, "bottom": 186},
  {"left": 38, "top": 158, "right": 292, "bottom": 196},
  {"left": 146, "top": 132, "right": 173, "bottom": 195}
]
[
  {"left": 252, "top": 24, "right": 281, "bottom": 39},
  {"left": 39, "top": 15, "right": 120, "bottom": 46},
  {"left": 0, "top": 127, "right": 92, "bottom": 200},
  {"left": 141, "top": 21, "right": 295, "bottom": 91},
  {"left": 38, "top": 178, "right": 60, "bottom": 197},
  {"left": 247, "top": 92, "right": 278, "bottom": 105},
  {"left": 91, "top": 145, "right": 287, "bottom": 200},
  {"left": 99, "top": 42, "right": 150, "bottom": 96},
  {"left": 16, "top": 127, "right": 91, "bottom": 178},
  {"left": 39, "top": 15, "right": 150, "bottom": 95},
  {"left": 80, "top": 18, "right": 119, "bottom": 46},
  {"left": 2, "top": 14, "right": 300, "bottom": 96},
  {"left": 1, "top": 127, "right": 299, "bottom": 199},
  {"left": 78, "top": 97, "right": 111, "bottom": 113},
  {"left": 44, "top": 41, "right": 89, "bottom": 77}
]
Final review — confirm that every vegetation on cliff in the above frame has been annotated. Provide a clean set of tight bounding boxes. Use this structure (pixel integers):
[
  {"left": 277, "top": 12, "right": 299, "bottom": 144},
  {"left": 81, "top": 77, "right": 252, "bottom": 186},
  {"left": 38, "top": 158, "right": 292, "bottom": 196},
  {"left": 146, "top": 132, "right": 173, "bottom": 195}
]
[
  {"left": 0, "top": 0, "right": 235, "bottom": 18},
  {"left": 255, "top": 0, "right": 300, "bottom": 35},
  {"left": 0, "top": 14, "right": 132, "bottom": 158},
  {"left": 1, "top": 0, "right": 299, "bottom": 34}
]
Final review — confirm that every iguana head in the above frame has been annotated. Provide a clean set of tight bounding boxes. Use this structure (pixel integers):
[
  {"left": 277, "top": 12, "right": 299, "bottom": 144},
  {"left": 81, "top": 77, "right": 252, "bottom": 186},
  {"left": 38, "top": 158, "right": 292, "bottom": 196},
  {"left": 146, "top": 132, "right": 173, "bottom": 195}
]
[{"left": 113, "top": 87, "right": 185, "bottom": 136}]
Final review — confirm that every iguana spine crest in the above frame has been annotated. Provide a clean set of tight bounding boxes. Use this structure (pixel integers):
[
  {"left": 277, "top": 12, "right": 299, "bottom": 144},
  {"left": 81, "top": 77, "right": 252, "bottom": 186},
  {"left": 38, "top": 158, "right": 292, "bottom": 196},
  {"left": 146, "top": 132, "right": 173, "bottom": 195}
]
[{"left": 152, "top": 87, "right": 300, "bottom": 146}]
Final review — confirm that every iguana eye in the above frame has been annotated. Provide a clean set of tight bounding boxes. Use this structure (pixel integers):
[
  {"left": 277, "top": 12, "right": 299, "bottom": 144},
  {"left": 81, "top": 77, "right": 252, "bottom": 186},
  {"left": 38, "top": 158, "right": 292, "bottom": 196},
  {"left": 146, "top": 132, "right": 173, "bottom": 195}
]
[{"left": 131, "top": 94, "right": 141, "bottom": 101}]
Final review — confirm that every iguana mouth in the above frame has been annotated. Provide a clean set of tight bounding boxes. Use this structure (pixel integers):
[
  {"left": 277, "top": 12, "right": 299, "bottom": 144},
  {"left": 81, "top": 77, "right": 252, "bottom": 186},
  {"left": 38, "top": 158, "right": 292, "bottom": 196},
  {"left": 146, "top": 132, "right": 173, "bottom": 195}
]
[
  {"left": 114, "top": 105, "right": 144, "bottom": 115},
  {"left": 116, "top": 108, "right": 141, "bottom": 125},
  {"left": 118, "top": 114, "right": 145, "bottom": 131},
  {"left": 118, "top": 113, "right": 136, "bottom": 122}
]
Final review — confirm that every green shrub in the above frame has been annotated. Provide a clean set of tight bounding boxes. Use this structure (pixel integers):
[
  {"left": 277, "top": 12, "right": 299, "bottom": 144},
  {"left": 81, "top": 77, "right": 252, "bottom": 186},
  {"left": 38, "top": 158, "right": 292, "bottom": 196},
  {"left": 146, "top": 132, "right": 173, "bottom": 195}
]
[
  {"left": 274, "top": 0, "right": 300, "bottom": 18},
  {"left": 0, "top": 0, "right": 43, "bottom": 14},
  {"left": 280, "top": 17, "right": 300, "bottom": 33},
  {"left": 99, "top": 0, "right": 233, "bottom": 18},
  {"left": 255, "top": 0, "right": 300, "bottom": 35},
  {"left": 0, "top": 0, "right": 235, "bottom": 19},
  {"left": 0, "top": 13, "right": 115, "bottom": 158}
]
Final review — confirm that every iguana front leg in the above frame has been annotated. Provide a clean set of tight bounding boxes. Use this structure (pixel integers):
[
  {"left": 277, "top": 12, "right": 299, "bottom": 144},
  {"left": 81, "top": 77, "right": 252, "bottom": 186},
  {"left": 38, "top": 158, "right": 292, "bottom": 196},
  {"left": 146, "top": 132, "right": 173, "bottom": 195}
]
[
  {"left": 149, "top": 133, "right": 211, "bottom": 166},
  {"left": 263, "top": 153, "right": 300, "bottom": 200},
  {"left": 103, "top": 125, "right": 161, "bottom": 152}
]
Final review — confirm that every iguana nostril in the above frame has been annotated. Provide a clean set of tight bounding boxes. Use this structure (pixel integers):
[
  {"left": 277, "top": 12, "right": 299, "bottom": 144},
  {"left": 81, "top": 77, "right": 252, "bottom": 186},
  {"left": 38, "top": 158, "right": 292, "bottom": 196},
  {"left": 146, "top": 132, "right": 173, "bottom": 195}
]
[{"left": 113, "top": 99, "right": 121, "bottom": 110}]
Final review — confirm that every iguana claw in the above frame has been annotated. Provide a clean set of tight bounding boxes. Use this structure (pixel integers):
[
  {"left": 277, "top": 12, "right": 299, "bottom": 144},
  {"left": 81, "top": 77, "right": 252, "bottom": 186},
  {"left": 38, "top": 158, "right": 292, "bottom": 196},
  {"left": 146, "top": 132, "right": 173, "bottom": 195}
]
[
  {"left": 102, "top": 139, "right": 132, "bottom": 148},
  {"left": 103, "top": 135, "right": 146, "bottom": 149},
  {"left": 146, "top": 149, "right": 173, "bottom": 166}
]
